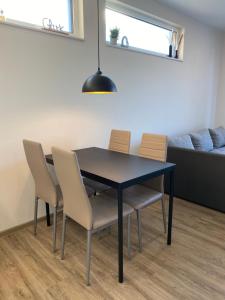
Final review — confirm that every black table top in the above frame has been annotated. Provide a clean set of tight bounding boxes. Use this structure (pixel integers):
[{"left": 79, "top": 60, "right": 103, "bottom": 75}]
[{"left": 46, "top": 147, "right": 175, "bottom": 188}]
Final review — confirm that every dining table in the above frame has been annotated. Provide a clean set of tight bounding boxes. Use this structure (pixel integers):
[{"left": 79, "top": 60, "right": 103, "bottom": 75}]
[{"left": 46, "top": 147, "right": 176, "bottom": 283}]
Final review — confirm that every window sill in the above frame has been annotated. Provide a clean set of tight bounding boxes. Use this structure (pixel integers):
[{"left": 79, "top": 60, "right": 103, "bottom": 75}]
[
  {"left": 106, "top": 42, "right": 183, "bottom": 62},
  {"left": 0, "top": 20, "right": 84, "bottom": 41}
]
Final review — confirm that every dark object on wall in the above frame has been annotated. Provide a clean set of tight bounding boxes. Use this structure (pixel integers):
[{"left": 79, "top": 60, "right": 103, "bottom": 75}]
[
  {"left": 82, "top": 0, "right": 117, "bottom": 94},
  {"left": 169, "top": 45, "right": 173, "bottom": 57},
  {"left": 165, "top": 146, "right": 225, "bottom": 213}
]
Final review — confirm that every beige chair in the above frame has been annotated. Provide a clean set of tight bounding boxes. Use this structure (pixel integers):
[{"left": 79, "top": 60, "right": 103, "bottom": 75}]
[
  {"left": 109, "top": 129, "right": 131, "bottom": 154},
  {"left": 106, "top": 133, "right": 167, "bottom": 252},
  {"left": 125, "top": 133, "right": 167, "bottom": 251},
  {"left": 23, "top": 140, "right": 63, "bottom": 253},
  {"left": 52, "top": 147, "right": 134, "bottom": 285},
  {"left": 23, "top": 140, "right": 94, "bottom": 253},
  {"left": 84, "top": 129, "right": 131, "bottom": 194}
]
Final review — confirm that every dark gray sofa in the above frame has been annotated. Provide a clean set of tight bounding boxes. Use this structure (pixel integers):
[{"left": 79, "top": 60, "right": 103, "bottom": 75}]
[{"left": 166, "top": 127, "right": 225, "bottom": 213}]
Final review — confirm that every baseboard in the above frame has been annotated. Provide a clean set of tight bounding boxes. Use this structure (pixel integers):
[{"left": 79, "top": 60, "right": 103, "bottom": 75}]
[{"left": 0, "top": 214, "right": 53, "bottom": 237}]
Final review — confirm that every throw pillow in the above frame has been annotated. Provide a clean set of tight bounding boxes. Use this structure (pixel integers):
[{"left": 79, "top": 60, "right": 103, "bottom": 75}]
[
  {"left": 209, "top": 127, "right": 225, "bottom": 148},
  {"left": 168, "top": 135, "right": 194, "bottom": 149},
  {"left": 190, "top": 129, "right": 213, "bottom": 151}
]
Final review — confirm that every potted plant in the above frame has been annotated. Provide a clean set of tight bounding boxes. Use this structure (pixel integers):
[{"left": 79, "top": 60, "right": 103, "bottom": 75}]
[{"left": 110, "top": 27, "right": 120, "bottom": 45}]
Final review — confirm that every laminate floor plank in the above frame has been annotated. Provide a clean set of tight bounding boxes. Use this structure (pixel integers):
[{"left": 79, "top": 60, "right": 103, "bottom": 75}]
[{"left": 1, "top": 197, "right": 225, "bottom": 300}]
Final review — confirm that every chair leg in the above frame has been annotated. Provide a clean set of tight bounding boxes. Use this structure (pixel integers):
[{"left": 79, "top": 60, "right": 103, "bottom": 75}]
[
  {"left": 86, "top": 230, "right": 92, "bottom": 286},
  {"left": 34, "top": 197, "right": 38, "bottom": 236},
  {"left": 127, "top": 214, "right": 131, "bottom": 259},
  {"left": 52, "top": 206, "right": 57, "bottom": 253},
  {"left": 46, "top": 203, "right": 51, "bottom": 227},
  {"left": 161, "top": 197, "right": 167, "bottom": 233},
  {"left": 61, "top": 214, "right": 67, "bottom": 260},
  {"left": 136, "top": 210, "right": 142, "bottom": 252}
]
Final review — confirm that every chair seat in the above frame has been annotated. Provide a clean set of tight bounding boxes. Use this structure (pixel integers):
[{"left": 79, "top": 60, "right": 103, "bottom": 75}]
[
  {"left": 85, "top": 185, "right": 96, "bottom": 197},
  {"left": 91, "top": 195, "right": 134, "bottom": 230},
  {"left": 83, "top": 177, "right": 110, "bottom": 194},
  {"left": 105, "top": 185, "right": 163, "bottom": 211},
  {"left": 124, "top": 185, "right": 163, "bottom": 210}
]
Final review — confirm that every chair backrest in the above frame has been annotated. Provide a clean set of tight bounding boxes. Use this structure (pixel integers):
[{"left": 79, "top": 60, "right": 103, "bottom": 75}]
[
  {"left": 23, "top": 140, "right": 57, "bottom": 207},
  {"left": 139, "top": 133, "right": 167, "bottom": 162},
  {"left": 139, "top": 133, "right": 168, "bottom": 192},
  {"left": 52, "top": 147, "right": 92, "bottom": 230},
  {"left": 108, "top": 129, "right": 131, "bottom": 154}
]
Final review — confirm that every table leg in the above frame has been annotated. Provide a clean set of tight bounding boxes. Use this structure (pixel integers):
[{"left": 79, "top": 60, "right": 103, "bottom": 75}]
[
  {"left": 167, "top": 170, "right": 174, "bottom": 245},
  {"left": 117, "top": 188, "right": 123, "bottom": 283},
  {"left": 46, "top": 203, "right": 51, "bottom": 227}
]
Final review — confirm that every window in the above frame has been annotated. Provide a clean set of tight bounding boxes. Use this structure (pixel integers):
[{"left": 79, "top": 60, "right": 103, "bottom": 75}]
[
  {"left": 0, "top": 0, "right": 84, "bottom": 39},
  {"left": 105, "top": 0, "right": 184, "bottom": 60}
]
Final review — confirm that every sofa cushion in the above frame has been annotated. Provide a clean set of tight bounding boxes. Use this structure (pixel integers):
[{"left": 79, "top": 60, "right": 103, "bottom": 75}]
[
  {"left": 211, "top": 147, "right": 225, "bottom": 155},
  {"left": 168, "top": 135, "right": 194, "bottom": 149},
  {"left": 190, "top": 129, "right": 213, "bottom": 151},
  {"left": 209, "top": 127, "right": 225, "bottom": 148}
]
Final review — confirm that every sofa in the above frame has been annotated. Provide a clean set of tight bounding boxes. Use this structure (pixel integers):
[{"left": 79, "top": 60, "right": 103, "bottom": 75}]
[{"left": 166, "top": 127, "right": 225, "bottom": 213}]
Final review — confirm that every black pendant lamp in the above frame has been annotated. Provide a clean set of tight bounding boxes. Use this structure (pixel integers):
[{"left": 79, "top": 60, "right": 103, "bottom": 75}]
[{"left": 82, "top": 0, "right": 117, "bottom": 94}]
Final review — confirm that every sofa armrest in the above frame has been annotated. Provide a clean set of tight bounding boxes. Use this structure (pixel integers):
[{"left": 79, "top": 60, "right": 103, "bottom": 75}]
[{"left": 165, "top": 146, "right": 225, "bottom": 212}]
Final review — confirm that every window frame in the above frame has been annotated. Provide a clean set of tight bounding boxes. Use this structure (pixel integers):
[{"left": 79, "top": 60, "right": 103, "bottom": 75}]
[
  {"left": 0, "top": 0, "right": 84, "bottom": 40},
  {"left": 105, "top": 0, "right": 185, "bottom": 61}
]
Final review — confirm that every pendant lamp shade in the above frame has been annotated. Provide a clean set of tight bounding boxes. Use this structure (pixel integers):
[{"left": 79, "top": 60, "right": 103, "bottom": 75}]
[
  {"left": 82, "top": 0, "right": 117, "bottom": 94},
  {"left": 82, "top": 69, "right": 117, "bottom": 94}
]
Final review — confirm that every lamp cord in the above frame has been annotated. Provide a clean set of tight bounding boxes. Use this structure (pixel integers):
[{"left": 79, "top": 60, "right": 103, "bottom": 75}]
[{"left": 97, "top": 0, "right": 101, "bottom": 72}]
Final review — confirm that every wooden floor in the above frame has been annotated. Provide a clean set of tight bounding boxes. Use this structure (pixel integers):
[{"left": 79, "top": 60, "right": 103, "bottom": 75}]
[{"left": 1, "top": 197, "right": 225, "bottom": 300}]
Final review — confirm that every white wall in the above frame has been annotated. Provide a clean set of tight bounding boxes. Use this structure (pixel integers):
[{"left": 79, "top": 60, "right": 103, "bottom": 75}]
[
  {"left": 214, "top": 36, "right": 225, "bottom": 126},
  {"left": 0, "top": 0, "right": 224, "bottom": 232}
]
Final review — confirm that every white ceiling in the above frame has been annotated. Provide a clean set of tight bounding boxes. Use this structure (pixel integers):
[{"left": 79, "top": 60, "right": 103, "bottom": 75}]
[{"left": 155, "top": 0, "right": 225, "bottom": 30}]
